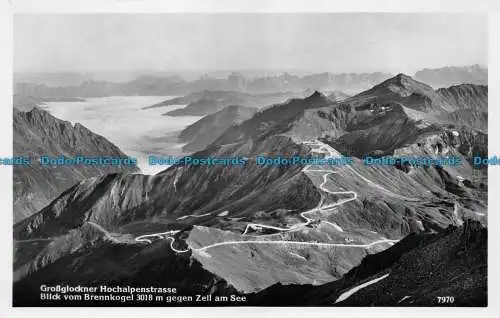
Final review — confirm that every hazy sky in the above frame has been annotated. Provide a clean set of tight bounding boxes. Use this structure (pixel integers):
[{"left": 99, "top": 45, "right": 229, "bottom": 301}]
[{"left": 14, "top": 13, "right": 488, "bottom": 74}]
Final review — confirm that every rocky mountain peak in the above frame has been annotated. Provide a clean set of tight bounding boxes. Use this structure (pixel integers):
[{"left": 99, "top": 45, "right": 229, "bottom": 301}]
[
  {"left": 305, "top": 90, "right": 328, "bottom": 102},
  {"left": 392, "top": 72, "right": 414, "bottom": 83},
  {"left": 383, "top": 73, "right": 432, "bottom": 91},
  {"left": 23, "top": 107, "right": 66, "bottom": 129},
  {"left": 27, "top": 106, "right": 50, "bottom": 118},
  {"left": 354, "top": 73, "right": 435, "bottom": 102}
]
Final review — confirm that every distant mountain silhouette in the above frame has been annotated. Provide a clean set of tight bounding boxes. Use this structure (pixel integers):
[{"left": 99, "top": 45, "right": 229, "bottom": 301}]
[
  {"left": 14, "top": 71, "right": 393, "bottom": 98},
  {"left": 13, "top": 94, "right": 85, "bottom": 111},
  {"left": 158, "top": 90, "right": 305, "bottom": 117},
  {"left": 414, "top": 65, "right": 487, "bottom": 88}
]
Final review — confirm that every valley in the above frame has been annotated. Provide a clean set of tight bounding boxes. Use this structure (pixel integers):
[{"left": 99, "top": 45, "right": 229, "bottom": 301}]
[{"left": 41, "top": 96, "right": 201, "bottom": 175}]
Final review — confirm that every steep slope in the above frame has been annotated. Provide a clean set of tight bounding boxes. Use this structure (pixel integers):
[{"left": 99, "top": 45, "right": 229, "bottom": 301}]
[
  {"left": 14, "top": 236, "right": 240, "bottom": 306},
  {"left": 436, "top": 85, "right": 488, "bottom": 130},
  {"left": 323, "top": 103, "right": 439, "bottom": 157},
  {"left": 437, "top": 84, "right": 488, "bottom": 111},
  {"left": 248, "top": 220, "right": 486, "bottom": 306},
  {"left": 179, "top": 106, "right": 258, "bottom": 152},
  {"left": 444, "top": 109, "right": 487, "bottom": 131},
  {"left": 334, "top": 220, "right": 486, "bottom": 306},
  {"left": 414, "top": 65, "right": 488, "bottom": 88},
  {"left": 213, "top": 91, "right": 333, "bottom": 145},
  {"left": 13, "top": 108, "right": 140, "bottom": 222}
]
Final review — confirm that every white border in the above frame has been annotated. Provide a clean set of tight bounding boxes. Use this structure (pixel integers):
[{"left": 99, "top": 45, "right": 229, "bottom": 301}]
[
  {"left": 7, "top": 0, "right": 500, "bottom": 13},
  {"left": 1, "top": 1, "right": 499, "bottom": 318}
]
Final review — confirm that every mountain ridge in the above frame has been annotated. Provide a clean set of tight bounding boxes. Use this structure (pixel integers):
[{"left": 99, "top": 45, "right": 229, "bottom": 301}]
[
  {"left": 14, "top": 107, "right": 140, "bottom": 222},
  {"left": 247, "top": 219, "right": 486, "bottom": 306},
  {"left": 178, "top": 105, "right": 258, "bottom": 152}
]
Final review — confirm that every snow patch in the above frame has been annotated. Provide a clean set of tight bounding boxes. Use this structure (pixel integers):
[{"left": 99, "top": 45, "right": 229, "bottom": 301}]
[
  {"left": 195, "top": 250, "right": 212, "bottom": 258},
  {"left": 324, "top": 221, "right": 344, "bottom": 232},
  {"left": 195, "top": 212, "right": 212, "bottom": 218},
  {"left": 178, "top": 212, "right": 212, "bottom": 220},
  {"left": 334, "top": 273, "right": 390, "bottom": 303},
  {"left": 289, "top": 252, "right": 307, "bottom": 261},
  {"left": 397, "top": 296, "right": 411, "bottom": 304}
]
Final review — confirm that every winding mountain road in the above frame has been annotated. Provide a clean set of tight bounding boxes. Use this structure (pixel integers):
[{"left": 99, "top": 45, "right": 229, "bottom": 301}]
[
  {"left": 164, "top": 236, "right": 398, "bottom": 254},
  {"left": 241, "top": 168, "right": 356, "bottom": 235},
  {"left": 133, "top": 140, "right": 403, "bottom": 254}
]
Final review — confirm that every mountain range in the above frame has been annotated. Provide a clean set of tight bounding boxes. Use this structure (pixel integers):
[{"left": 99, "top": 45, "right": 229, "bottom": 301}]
[
  {"left": 12, "top": 73, "right": 487, "bottom": 306},
  {"left": 414, "top": 65, "right": 487, "bottom": 88},
  {"left": 13, "top": 72, "right": 391, "bottom": 98},
  {"left": 13, "top": 66, "right": 487, "bottom": 103}
]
